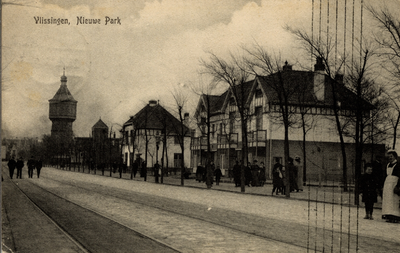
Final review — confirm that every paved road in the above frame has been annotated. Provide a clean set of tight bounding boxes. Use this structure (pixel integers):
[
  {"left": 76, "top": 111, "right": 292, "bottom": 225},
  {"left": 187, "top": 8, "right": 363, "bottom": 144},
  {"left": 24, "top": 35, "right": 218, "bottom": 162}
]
[{"left": 2, "top": 166, "right": 400, "bottom": 252}]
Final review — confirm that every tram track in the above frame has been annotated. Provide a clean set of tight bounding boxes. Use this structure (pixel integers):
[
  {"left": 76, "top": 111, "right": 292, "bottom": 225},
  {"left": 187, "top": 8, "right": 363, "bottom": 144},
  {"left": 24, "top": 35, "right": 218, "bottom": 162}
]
[
  {"left": 9, "top": 179, "right": 90, "bottom": 253},
  {"left": 14, "top": 172, "right": 400, "bottom": 252},
  {"left": 29, "top": 176, "right": 321, "bottom": 252},
  {"left": 11, "top": 179, "right": 181, "bottom": 253}
]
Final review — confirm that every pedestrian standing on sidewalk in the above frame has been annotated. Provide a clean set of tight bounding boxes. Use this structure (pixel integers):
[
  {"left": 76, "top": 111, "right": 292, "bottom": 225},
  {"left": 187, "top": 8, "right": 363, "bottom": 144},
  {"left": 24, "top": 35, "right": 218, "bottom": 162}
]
[
  {"left": 245, "top": 162, "right": 252, "bottom": 187},
  {"left": 196, "top": 163, "right": 203, "bottom": 182},
  {"left": 141, "top": 160, "right": 147, "bottom": 181},
  {"left": 272, "top": 158, "right": 283, "bottom": 195},
  {"left": 206, "top": 161, "right": 214, "bottom": 188},
  {"left": 133, "top": 160, "right": 139, "bottom": 178},
  {"left": 16, "top": 157, "right": 24, "bottom": 179},
  {"left": 294, "top": 156, "right": 303, "bottom": 191},
  {"left": 214, "top": 165, "right": 222, "bottom": 185},
  {"left": 27, "top": 156, "right": 36, "bottom": 178},
  {"left": 382, "top": 150, "right": 400, "bottom": 223},
  {"left": 119, "top": 163, "right": 124, "bottom": 178},
  {"left": 359, "top": 163, "right": 379, "bottom": 220},
  {"left": 251, "top": 160, "right": 260, "bottom": 187},
  {"left": 233, "top": 161, "right": 241, "bottom": 187},
  {"left": 154, "top": 161, "right": 160, "bottom": 183},
  {"left": 259, "top": 162, "right": 266, "bottom": 186},
  {"left": 288, "top": 157, "right": 299, "bottom": 192},
  {"left": 7, "top": 156, "right": 16, "bottom": 179},
  {"left": 35, "top": 158, "right": 43, "bottom": 178}
]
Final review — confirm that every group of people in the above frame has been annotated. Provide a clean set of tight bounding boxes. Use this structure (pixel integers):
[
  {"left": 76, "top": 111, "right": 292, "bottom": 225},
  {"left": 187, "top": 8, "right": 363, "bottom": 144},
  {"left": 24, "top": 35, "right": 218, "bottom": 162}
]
[
  {"left": 7, "top": 156, "right": 43, "bottom": 179},
  {"left": 196, "top": 161, "right": 219, "bottom": 186},
  {"left": 360, "top": 150, "right": 400, "bottom": 223},
  {"left": 272, "top": 157, "right": 302, "bottom": 195},
  {"left": 232, "top": 160, "right": 266, "bottom": 187}
]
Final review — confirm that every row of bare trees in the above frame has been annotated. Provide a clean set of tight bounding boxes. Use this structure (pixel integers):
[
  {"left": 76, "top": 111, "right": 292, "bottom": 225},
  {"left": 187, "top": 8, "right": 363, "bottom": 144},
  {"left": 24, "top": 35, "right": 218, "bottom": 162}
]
[{"left": 192, "top": 5, "right": 400, "bottom": 201}]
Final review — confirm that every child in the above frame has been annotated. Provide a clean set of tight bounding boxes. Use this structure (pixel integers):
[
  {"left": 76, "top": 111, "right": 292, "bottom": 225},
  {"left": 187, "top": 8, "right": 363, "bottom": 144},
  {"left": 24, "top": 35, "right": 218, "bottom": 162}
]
[{"left": 359, "top": 163, "right": 379, "bottom": 220}]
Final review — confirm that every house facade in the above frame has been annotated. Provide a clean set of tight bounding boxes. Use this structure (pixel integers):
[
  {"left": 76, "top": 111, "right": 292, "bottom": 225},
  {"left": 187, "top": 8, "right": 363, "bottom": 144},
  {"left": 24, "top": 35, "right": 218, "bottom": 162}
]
[
  {"left": 121, "top": 100, "right": 191, "bottom": 170},
  {"left": 191, "top": 59, "right": 385, "bottom": 181}
]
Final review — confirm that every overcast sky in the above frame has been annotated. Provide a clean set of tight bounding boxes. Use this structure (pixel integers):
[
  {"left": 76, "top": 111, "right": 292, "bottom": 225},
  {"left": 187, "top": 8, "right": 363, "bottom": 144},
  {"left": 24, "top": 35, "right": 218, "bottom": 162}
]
[{"left": 2, "top": 0, "right": 398, "bottom": 139}]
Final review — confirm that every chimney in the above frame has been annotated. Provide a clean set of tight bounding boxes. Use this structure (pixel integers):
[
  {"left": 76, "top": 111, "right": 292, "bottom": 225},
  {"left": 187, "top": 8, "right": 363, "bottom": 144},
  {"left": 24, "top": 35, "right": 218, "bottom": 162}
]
[
  {"left": 314, "top": 57, "right": 325, "bottom": 101},
  {"left": 149, "top": 100, "right": 157, "bottom": 107},
  {"left": 282, "top": 61, "right": 292, "bottom": 71},
  {"left": 184, "top": 113, "right": 189, "bottom": 125}
]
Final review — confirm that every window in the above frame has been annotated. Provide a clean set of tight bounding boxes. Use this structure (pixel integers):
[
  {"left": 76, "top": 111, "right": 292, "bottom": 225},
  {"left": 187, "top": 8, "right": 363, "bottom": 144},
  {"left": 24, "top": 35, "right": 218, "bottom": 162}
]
[
  {"left": 255, "top": 89, "right": 263, "bottom": 98},
  {"left": 255, "top": 106, "right": 263, "bottom": 130},
  {"left": 229, "top": 112, "right": 235, "bottom": 133},
  {"left": 174, "top": 153, "right": 183, "bottom": 168},
  {"left": 229, "top": 97, "right": 236, "bottom": 105},
  {"left": 174, "top": 135, "right": 181, "bottom": 145}
]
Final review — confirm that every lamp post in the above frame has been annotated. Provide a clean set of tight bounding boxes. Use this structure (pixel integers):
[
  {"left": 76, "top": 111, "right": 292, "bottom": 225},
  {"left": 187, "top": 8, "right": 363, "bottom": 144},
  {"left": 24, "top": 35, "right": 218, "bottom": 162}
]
[{"left": 155, "top": 132, "right": 161, "bottom": 183}]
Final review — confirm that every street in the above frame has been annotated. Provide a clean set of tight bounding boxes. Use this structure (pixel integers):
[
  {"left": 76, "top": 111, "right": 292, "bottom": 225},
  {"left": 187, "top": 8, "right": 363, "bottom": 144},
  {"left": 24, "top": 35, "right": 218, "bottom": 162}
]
[{"left": 2, "top": 166, "right": 400, "bottom": 252}]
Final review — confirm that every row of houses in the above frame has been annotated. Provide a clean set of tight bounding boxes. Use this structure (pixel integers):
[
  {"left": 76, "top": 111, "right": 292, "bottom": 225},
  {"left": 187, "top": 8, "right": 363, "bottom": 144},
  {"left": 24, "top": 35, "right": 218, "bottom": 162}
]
[{"left": 120, "top": 58, "right": 385, "bottom": 181}]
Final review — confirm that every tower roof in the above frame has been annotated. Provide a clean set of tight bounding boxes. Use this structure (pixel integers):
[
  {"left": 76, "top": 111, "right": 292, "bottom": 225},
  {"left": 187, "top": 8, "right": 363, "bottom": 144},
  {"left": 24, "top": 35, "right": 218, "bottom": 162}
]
[
  {"left": 49, "top": 74, "right": 77, "bottom": 103},
  {"left": 92, "top": 119, "right": 108, "bottom": 129}
]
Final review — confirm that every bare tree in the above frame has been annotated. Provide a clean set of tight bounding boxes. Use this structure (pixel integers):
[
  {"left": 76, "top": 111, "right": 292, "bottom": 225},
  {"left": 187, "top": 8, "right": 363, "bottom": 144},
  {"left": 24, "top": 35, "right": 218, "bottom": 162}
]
[
  {"left": 190, "top": 75, "right": 219, "bottom": 189},
  {"left": 201, "top": 51, "right": 253, "bottom": 193},
  {"left": 368, "top": 5, "right": 400, "bottom": 149},
  {"left": 288, "top": 28, "right": 351, "bottom": 191},
  {"left": 243, "top": 44, "right": 301, "bottom": 197},
  {"left": 171, "top": 88, "right": 191, "bottom": 186}
]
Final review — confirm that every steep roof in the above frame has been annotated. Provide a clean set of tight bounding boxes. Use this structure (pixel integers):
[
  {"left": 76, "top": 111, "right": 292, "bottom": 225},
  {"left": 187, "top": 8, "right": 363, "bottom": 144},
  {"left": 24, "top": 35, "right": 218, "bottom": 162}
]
[
  {"left": 49, "top": 75, "right": 77, "bottom": 103},
  {"left": 194, "top": 68, "right": 374, "bottom": 115},
  {"left": 194, "top": 81, "right": 254, "bottom": 118},
  {"left": 257, "top": 70, "right": 374, "bottom": 110},
  {"left": 123, "top": 103, "right": 190, "bottom": 136},
  {"left": 92, "top": 119, "right": 108, "bottom": 129}
]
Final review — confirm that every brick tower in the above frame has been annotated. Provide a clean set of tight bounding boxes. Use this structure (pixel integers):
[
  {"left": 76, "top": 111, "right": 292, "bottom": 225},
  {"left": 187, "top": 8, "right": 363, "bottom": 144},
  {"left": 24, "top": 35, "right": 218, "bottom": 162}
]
[{"left": 49, "top": 71, "right": 77, "bottom": 146}]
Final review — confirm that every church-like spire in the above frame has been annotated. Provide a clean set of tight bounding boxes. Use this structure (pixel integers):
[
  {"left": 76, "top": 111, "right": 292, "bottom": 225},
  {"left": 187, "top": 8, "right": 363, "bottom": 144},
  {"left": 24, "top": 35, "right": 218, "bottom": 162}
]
[{"left": 61, "top": 67, "right": 67, "bottom": 83}]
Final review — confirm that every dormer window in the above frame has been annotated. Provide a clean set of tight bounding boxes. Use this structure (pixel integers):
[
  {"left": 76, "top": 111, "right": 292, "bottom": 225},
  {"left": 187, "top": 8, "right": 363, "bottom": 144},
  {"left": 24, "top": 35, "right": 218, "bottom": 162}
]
[
  {"left": 255, "top": 89, "right": 263, "bottom": 98},
  {"left": 229, "top": 97, "right": 236, "bottom": 105}
]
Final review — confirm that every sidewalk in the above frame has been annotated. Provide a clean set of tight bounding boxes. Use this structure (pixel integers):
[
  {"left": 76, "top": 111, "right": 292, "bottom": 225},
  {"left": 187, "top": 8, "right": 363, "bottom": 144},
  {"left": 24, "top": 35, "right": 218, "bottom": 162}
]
[{"left": 53, "top": 166, "right": 381, "bottom": 209}]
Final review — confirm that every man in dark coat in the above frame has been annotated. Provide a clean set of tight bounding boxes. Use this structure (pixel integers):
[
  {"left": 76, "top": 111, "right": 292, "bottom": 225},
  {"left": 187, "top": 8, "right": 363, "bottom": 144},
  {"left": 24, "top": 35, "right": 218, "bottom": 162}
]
[
  {"left": 233, "top": 160, "right": 241, "bottom": 187},
  {"left": 141, "top": 160, "right": 147, "bottom": 181},
  {"left": 206, "top": 161, "right": 215, "bottom": 188},
  {"left": 7, "top": 156, "right": 17, "bottom": 179},
  {"left": 154, "top": 161, "right": 160, "bottom": 183},
  {"left": 251, "top": 160, "right": 260, "bottom": 186},
  {"left": 27, "top": 156, "right": 36, "bottom": 178},
  {"left": 272, "top": 158, "right": 283, "bottom": 195},
  {"left": 133, "top": 161, "right": 139, "bottom": 178},
  {"left": 214, "top": 166, "right": 222, "bottom": 185},
  {"left": 196, "top": 163, "right": 203, "bottom": 182},
  {"left": 16, "top": 157, "right": 24, "bottom": 179},
  {"left": 360, "top": 163, "right": 379, "bottom": 220},
  {"left": 35, "top": 158, "right": 43, "bottom": 178}
]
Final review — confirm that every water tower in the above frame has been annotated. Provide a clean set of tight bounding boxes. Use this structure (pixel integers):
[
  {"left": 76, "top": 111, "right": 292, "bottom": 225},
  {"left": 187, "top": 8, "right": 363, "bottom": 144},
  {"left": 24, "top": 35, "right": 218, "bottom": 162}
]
[{"left": 49, "top": 71, "right": 77, "bottom": 146}]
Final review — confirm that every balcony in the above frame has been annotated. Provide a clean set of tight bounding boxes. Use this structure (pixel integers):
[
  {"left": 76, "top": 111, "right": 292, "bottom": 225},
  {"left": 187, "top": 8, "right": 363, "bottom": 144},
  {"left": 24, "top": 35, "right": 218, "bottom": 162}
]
[
  {"left": 217, "top": 133, "right": 238, "bottom": 149},
  {"left": 190, "top": 136, "right": 208, "bottom": 150},
  {"left": 247, "top": 130, "right": 267, "bottom": 147}
]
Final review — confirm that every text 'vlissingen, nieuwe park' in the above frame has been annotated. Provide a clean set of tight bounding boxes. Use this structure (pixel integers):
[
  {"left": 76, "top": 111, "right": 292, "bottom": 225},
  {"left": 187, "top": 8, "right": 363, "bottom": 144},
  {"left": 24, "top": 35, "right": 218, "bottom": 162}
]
[{"left": 34, "top": 16, "right": 122, "bottom": 25}]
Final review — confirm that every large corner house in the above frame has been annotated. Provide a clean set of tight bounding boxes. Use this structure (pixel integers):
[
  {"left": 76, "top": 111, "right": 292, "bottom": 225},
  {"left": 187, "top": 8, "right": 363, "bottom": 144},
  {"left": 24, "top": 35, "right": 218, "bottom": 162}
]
[
  {"left": 191, "top": 58, "right": 385, "bottom": 181},
  {"left": 121, "top": 100, "right": 191, "bottom": 170}
]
